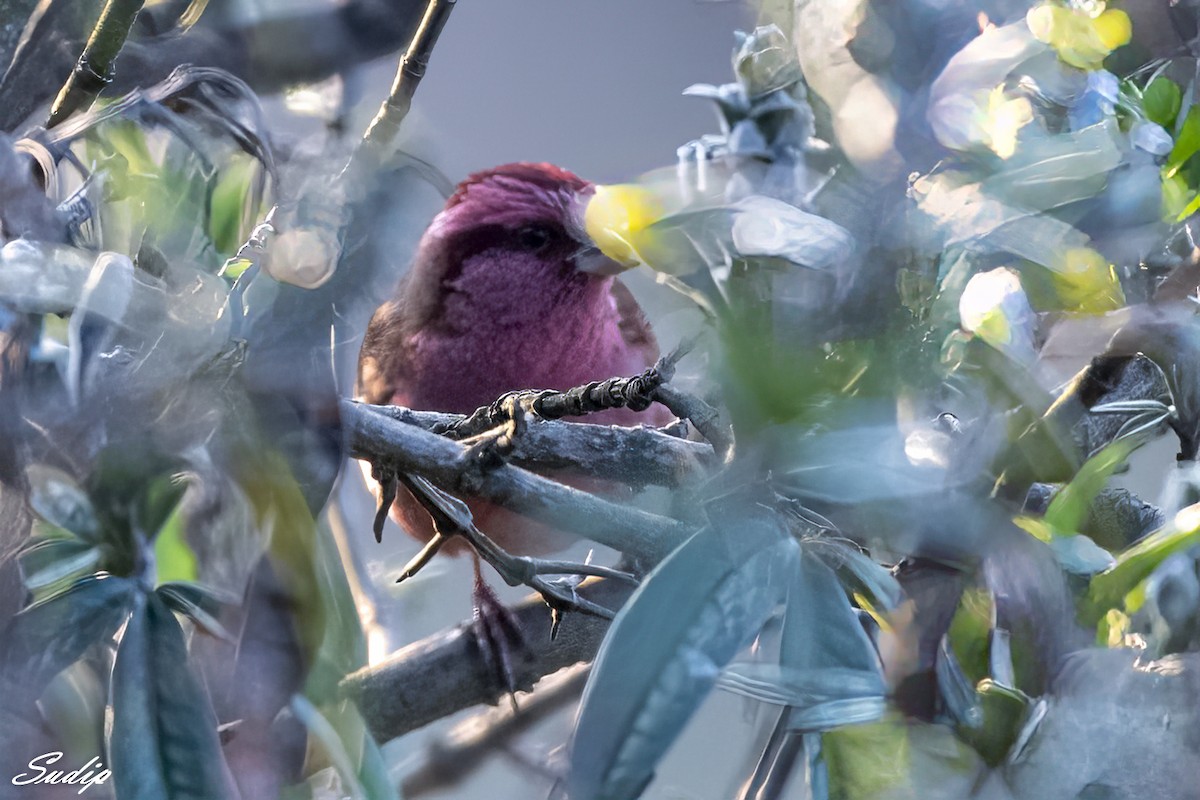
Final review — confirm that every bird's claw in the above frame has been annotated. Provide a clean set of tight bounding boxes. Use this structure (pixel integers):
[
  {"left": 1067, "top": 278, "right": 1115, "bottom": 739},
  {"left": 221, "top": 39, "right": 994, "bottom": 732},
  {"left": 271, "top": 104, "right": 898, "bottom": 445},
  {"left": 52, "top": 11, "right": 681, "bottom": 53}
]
[{"left": 371, "top": 465, "right": 399, "bottom": 543}]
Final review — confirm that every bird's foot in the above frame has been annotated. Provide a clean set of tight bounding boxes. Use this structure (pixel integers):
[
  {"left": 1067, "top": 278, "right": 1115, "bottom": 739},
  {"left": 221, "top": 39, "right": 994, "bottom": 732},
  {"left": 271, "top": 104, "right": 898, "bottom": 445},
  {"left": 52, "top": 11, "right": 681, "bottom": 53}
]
[
  {"left": 471, "top": 571, "right": 529, "bottom": 710},
  {"left": 461, "top": 393, "right": 528, "bottom": 470}
]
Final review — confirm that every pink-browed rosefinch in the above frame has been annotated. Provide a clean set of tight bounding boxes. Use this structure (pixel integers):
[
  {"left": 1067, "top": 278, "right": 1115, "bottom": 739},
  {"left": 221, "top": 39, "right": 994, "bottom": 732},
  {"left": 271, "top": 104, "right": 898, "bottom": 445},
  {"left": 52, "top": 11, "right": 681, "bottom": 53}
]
[{"left": 357, "top": 163, "right": 670, "bottom": 632}]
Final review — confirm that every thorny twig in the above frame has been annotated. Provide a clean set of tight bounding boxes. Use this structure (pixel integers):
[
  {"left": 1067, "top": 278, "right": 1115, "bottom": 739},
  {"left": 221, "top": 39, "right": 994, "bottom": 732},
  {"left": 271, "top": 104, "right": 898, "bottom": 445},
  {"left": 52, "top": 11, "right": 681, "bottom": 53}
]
[
  {"left": 342, "top": 399, "right": 694, "bottom": 560},
  {"left": 436, "top": 339, "right": 734, "bottom": 458},
  {"left": 395, "top": 473, "right": 633, "bottom": 626},
  {"left": 46, "top": 0, "right": 146, "bottom": 129}
]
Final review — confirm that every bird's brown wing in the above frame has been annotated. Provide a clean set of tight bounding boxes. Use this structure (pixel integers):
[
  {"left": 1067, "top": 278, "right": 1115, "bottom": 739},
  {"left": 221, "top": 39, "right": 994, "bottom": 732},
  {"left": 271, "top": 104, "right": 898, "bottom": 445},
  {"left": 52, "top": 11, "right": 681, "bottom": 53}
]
[
  {"left": 610, "top": 279, "right": 661, "bottom": 369},
  {"left": 356, "top": 297, "right": 406, "bottom": 405}
]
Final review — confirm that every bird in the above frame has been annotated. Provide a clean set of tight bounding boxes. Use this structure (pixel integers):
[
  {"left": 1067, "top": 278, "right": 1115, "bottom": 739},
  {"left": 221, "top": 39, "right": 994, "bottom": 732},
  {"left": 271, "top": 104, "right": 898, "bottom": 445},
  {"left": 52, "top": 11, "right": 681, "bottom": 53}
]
[{"left": 356, "top": 162, "right": 672, "bottom": 686}]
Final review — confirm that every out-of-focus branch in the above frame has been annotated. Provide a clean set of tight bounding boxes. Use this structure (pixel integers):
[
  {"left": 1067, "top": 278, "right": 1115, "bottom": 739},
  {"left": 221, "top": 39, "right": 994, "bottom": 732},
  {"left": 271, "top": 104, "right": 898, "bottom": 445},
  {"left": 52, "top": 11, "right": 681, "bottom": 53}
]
[
  {"left": 368, "top": 405, "right": 714, "bottom": 488},
  {"left": 340, "top": 579, "right": 628, "bottom": 743},
  {"left": 46, "top": 0, "right": 145, "bottom": 129},
  {"left": 0, "top": 0, "right": 431, "bottom": 133},
  {"left": 343, "top": 0, "right": 456, "bottom": 186},
  {"left": 401, "top": 663, "right": 588, "bottom": 797},
  {"left": 341, "top": 400, "right": 695, "bottom": 559}
]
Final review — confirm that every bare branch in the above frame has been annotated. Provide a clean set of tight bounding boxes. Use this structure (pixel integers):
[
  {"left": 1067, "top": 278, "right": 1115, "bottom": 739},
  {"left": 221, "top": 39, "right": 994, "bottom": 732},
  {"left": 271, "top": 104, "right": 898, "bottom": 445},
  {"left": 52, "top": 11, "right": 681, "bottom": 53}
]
[
  {"left": 429, "top": 343, "right": 734, "bottom": 460},
  {"left": 366, "top": 405, "right": 714, "bottom": 488},
  {"left": 340, "top": 579, "right": 629, "bottom": 743},
  {"left": 341, "top": 400, "right": 696, "bottom": 560}
]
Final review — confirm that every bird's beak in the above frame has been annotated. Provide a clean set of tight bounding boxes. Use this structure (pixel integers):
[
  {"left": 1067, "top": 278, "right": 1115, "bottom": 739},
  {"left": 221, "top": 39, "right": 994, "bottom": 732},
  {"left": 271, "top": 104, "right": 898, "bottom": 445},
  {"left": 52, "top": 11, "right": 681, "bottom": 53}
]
[{"left": 574, "top": 183, "right": 664, "bottom": 274}]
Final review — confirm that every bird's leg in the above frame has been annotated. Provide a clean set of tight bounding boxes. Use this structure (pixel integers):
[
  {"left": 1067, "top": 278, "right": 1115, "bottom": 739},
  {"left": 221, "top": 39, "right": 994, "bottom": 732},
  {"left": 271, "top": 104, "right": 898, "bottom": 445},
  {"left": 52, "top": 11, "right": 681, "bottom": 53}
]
[{"left": 470, "top": 552, "right": 528, "bottom": 710}]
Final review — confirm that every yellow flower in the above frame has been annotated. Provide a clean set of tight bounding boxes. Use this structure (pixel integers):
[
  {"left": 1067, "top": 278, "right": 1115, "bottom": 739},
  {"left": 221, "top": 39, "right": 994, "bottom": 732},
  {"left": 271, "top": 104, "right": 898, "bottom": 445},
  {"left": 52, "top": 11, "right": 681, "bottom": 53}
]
[
  {"left": 1026, "top": 3, "right": 1132, "bottom": 70},
  {"left": 584, "top": 184, "right": 664, "bottom": 268}
]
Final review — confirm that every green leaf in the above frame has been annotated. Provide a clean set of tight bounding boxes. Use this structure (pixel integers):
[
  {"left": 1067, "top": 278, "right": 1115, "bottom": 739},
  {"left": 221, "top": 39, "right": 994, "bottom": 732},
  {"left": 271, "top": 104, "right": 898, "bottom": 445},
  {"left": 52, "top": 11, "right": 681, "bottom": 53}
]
[
  {"left": 1166, "top": 105, "right": 1200, "bottom": 179},
  {"left": 289, "top": 696, "right": 370, "bottom": 800},
  {"left": 110, "top": 591, "right": 230, "bottom": 800},
  {"left": 567, "top": 502, "right": 796, "bottom": 800},
  {"left": 208, "top": 155, "right": 258, "bottom": 256},
  {"left": 1144, "top": 78, "right": 1182, "bottom": 130},
  {"left": 1045, "top": 437, "right": 1141, "bottom": 534},
  {"left": 153, "top": 504, "right": 198, "bottom": 584},
  {"left": 0, "top": 575, "right": 135, "bottom": 701},
  {"left": 1084, "top": 507, "right": 1200, "bottom": 622}
]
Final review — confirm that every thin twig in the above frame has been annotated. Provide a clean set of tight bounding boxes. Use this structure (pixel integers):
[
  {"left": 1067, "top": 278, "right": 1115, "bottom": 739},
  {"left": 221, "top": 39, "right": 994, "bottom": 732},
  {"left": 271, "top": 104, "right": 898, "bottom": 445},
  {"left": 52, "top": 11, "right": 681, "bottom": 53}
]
[
  {"left": 342, "top": 0, "right": 456, "bottom": 186},
  {"left": 46, "top": 0, "right": 146, "bottom": 129},
  {"left": 395, "top": 474, "right": 631, "bottom": 621},
  {"left": 342, "top": 400, "right": 694, "bottom": 560},
  {"left": 340, "top": 579, "right": 630, "bottom": 742}
]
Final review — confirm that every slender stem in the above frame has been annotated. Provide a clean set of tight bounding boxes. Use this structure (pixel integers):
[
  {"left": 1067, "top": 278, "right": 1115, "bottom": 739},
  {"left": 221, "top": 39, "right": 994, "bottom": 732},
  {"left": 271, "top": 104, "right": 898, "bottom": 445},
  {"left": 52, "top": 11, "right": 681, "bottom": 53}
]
[
  {"left": 46, "top": 0, "right": 146, "bottom": 129},
  {"left": 342, "top": 0, "right": 456, "bottom": 184}
]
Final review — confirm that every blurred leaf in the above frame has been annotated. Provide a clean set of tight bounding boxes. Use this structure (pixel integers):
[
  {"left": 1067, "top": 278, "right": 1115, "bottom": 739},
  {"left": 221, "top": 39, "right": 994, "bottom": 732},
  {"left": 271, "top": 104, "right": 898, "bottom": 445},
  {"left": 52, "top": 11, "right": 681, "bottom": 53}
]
[
  {"left": 636, "top": 196, "right": 852, "bottom": 278},
  {"left": 153, "top": 504, "right": 198, "bottom": 584},
  {"left": 88, "top": 447, "right": 186, "bottom": 544},
  {"left": 568, "top": 503, "right": 797, "bottom": 800},
  {"left": 958, "top": 679, "right": 1029, "bottom": 767},
  {"left": 25, "top": 464, "right": 100, "bottom": 541},
  {"left": 0, "top": 575, "right": 135, "bottom": 701},
  {"left": 289, "top": 696, "right": 369, "bottom": 800},
  {"left": 936, "top": 638, "right": 983, "bottom": 730},
  {"left": 1045, "top": 437, "right": 1141, "bottom": 535},
  {"left": 775, "top": 551, "right": 886, "bottom": 731},
  {"left": 110, "top": 591, "right": 230, "bottom": 800},
  {"left": 209, "top": 155, "right": 258, "bottom": 256},
  {"left": 1014, "top": 517, "right": 1114, "bottom": 576},
  {"left": 156, "top": 581, "right": 237, "bottom": 642},
  {"left": 39, "top": 661, "right": 108, "bottom": 764},
  {"left": 236, "top": 450, "right": 326, "bottom": 667},
  {"left": 18, "top": 537, "right": 102, "bottom": 597},
  {"left": 808, "top": 539, "right": 902, "bottom": 611},
  {"left": 719, "top": 663, "right": 885, "bottom": 717},
  {"left": 823, "top": 715, "right": 986, "bottom": 799},
  {"left": 1167, "top": 106, "right": 1200, "bottom": 179},
  {"left": 1051, "top": 533, "right": 1114, "bottom": 576},
  {"left": 1144, "top": 78, "right": 1182, "bottom": 130},
  {"left": 1085, "top": 506, "right": 1200, "bottom": 622},
  {"left": 967, "top": 340, "right": 1079, "bottom": 484},
  {"left": 947, "top": 589, "right": 993, "bottom": 685}
]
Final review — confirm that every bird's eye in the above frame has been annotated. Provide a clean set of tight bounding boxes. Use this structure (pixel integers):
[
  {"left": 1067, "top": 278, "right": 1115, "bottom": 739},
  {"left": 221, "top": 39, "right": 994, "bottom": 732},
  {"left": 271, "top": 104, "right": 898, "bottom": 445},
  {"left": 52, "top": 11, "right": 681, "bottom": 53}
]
[{"left": 515, "top": 225, "right": 554, "bottom": 251}]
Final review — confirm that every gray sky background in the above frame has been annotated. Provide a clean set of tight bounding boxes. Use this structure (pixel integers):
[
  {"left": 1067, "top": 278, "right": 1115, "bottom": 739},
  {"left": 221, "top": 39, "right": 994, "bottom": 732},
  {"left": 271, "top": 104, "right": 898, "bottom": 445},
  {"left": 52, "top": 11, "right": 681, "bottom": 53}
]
[{"left": 391, "top": 0, "right": 752, "bottom": 184}]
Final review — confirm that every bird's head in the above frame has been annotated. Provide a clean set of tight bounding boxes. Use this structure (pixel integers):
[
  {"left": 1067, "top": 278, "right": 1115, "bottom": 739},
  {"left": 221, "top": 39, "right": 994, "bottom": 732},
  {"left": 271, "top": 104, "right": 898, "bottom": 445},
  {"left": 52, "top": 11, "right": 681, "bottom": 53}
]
[{"left": 417, "top": 161, "right": 661, "bottom": 282}]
